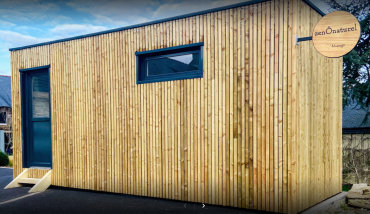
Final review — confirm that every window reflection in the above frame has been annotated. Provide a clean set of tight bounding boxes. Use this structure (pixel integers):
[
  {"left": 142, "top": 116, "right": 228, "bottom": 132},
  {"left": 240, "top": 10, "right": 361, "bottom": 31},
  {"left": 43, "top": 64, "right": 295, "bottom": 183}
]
[
  {"left": 32, "top": 75, "right": 49, "bottom": 118},
  {"left": 147, "top": 53, "right": 199, "bottom": 76}
]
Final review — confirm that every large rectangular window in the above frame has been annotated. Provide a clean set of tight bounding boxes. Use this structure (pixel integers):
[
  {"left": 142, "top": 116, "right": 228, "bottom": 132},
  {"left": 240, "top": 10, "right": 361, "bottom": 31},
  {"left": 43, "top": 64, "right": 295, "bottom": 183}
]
[{"left": 136, "top": 42, "right": 203, "bottom": 84}]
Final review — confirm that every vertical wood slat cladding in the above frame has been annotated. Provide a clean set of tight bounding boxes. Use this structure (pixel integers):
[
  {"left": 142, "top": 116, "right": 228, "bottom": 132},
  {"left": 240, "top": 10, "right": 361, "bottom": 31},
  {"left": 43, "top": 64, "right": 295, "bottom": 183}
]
[
  {"left": 11, "top": 0, "right": 342, "bottom": 213},
  {"left": 294, "top": 0, "right": 343, "bottom": 212}
]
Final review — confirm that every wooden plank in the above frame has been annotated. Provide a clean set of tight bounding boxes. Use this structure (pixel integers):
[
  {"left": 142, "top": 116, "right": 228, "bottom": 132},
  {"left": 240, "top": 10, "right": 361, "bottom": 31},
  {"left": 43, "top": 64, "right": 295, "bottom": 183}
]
[
  {"left": 193, "top": 16, "right": 199, "bottom": 203},
  {"left": 220, "top": 10, "right": 226, "bottom": 206},
  {"left": 5, "top": 169, "right": 29, "bottom": 189},
  {"left": 247, "top": 6, "right": 253, "bottom": 209},
  {"left": 278, "top": 1, "right": 284, "bottom": 211},
  {"left": 261, "top": 2, "right": 266, "bottom": 210},
  {"left": 282, "top": 0, "right": 288, "bottom": 212},
  {"left": 117, "top": 31, "right": 122, "bottom": 194},
  {"left": 29, "top": 171, "right": 52, "bottom": 193},
  {"left": 64, "top": 41, "right": 70, "bottom": 188},
  {"left": 225, "top": 9, "right": 230, "bottom": 207},
  {"left": 84, "top": 38, "right": 89, "bottom": 191},
  {"left": 257, "top": 3, "right": 262, "bottom": 210},
  {"left": 199, "top": 15, "right": 205, "bottom": 204},
  {"left": 210, "top": 12, "right": 216, "bottom": 205},
  {"left": 137, "top": 28, "right": 142, "bottom": 196},
  {"left": 172, "top": 20, "right": 179, "bottom": 201},
  {"left": 18, "top": 178, "right": 40, "bottom": 184},
  {"left": 229, "top": 8, "right": 234, "bottom": 207},
  {"left": 232, "top": 8, "right": 238, "bottom": 208},
  {"left": 269, "top": 1, "right": 275, "bottom": 211},
  {"left": 159, "top": 23, "right": 165, "bottom": 199},
  {"left": 303, "top": 3, "right": 309, "bottom": 209},
  {"left": 102, "top": 35, "right": 108, "bottom": 192},
  {"left": 168, "top": 22, "right": 174, "bottom": 200},
  {"left": 142, "top": 27, "right": 147, "bottom": 196},
  {"left": 265, "top": 2, "right": 271, "bottom": 211},
  {"left": 92, "top": 35, "right": 97, "bottom": 192},
  {"left": 206, "top": 13, "right": 212, "bottom": 204},
  {"left": 110, "top": 32, "right": 116, "bottom": 193},
  {"left": 252, "top": 4, "right": 258, "bottom": 210},
  {"left": 134, "top": 28, "right": 139, "bottom": 196},
  {"left": 197, "top": 15, "right": 202, "bottom": 203},
  {"left": 289, "top": 0, "right": 298, "bottom": 213}
]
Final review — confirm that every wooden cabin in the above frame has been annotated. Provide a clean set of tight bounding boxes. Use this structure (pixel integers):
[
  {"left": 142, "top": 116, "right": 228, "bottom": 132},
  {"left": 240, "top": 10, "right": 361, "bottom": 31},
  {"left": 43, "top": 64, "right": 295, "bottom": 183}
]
[{"left": 8, "top": 0, "right": 343, "bottom": 213}]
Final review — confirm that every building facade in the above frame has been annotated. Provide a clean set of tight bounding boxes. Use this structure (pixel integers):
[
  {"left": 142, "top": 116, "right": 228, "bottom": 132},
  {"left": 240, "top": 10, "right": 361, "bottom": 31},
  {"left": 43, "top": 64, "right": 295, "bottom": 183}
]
[{"left": 9, "top": 0, "right": 343, "bottom": 213}]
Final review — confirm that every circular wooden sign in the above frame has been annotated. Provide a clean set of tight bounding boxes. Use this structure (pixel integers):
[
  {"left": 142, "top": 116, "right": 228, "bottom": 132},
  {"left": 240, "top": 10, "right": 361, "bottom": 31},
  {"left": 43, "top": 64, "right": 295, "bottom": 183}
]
[{"left": 312, "top": 11, "right": 361, "bottom": 58}]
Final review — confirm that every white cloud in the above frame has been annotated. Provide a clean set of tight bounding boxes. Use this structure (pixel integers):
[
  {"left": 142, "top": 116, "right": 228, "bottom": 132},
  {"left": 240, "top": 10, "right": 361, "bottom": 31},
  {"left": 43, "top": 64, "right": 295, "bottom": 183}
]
[
  {"left": 0, "top": 54, "right": 11, "bottom": 76},
  {"left": 0, "top": 68, "right": 10, "bottom": 75},
  {"left": 49, "top": 24, "right": 108, "bottom": 38},
  {"left": 64, "top": 0, "right": 248, "bottom": 28},
  {"left": 92, "top": 14, "right": 129, "bottom": 27},
  {"left": 152, "top": 0, "right": 246, "bottom": 20},
  {"left": 44, "top": 15, "right": 73, "bottom": 26},
  {"left": 0, "top": 19, "right": 15, "bottom": 27},
  {"left": 0, "top": 30, "right": 53, "bottom": 75},
  {"left": 65, "top": 0, "right": 158, "bottom": 27},
  {"left": 0, "top": 31, "right": 41, "bottom": 75},
  {"left": 15, "top": 26, "right": 45, "bottom": 32},
  {"left": 0, "top": 30, "right": 51, "bottom": 47},
  {"left": 0, "top": 0, "right": 60, "bottom": 23}
]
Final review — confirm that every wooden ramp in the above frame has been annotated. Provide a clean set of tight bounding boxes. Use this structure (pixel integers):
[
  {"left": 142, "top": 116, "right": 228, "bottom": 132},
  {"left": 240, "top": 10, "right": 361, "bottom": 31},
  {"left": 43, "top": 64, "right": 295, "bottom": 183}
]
[{"left": 4, "top": 169, "right": 52, "bottom": 193}]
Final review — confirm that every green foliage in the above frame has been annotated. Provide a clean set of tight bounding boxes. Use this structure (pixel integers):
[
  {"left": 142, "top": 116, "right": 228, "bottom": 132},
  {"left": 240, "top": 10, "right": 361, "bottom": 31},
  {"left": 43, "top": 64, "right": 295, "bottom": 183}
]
[
  {"left": 340, "top": 202, "right": 348, "bottom": 210},
  {"left": 325, "top": 0, "right": 370, "bottom": 125},
  {"left": 342, "top": 184, "right": 352, "bottom": 192},
  {"left": 0, "top": 151, "right": 9, "bottom": 166}
]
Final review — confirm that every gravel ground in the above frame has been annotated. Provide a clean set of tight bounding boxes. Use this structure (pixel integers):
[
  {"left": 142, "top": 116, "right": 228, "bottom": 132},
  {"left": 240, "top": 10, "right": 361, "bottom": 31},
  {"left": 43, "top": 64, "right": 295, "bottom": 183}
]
[{"left": 316, "top": 198, "right": 370, "bottom": 214}]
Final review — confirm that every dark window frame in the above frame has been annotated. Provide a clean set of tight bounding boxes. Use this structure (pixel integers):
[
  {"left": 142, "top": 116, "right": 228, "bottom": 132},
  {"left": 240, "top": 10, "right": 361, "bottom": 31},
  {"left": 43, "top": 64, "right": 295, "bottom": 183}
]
[
  {"left": 0, "top": 112, "right": 6, "bottom": 124},
  {"left": 19, "top": 65, "right": 52, "bottom": 169},
  {"left": 136, "top": 42, "right": 203, "bottom": 84}
]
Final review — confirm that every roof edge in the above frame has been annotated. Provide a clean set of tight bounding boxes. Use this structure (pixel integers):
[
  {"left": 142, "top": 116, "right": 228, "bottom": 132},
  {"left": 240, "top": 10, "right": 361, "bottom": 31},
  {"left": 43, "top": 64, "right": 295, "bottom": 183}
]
[
  {"left": 343, "top": 128, "right": 370, "bottom": 134},
  {"left": 303, "top": 0, "right": 326, "bottom": 16},
  {"left": 10, "top": 0, "right": 326, "bottom": 51}
]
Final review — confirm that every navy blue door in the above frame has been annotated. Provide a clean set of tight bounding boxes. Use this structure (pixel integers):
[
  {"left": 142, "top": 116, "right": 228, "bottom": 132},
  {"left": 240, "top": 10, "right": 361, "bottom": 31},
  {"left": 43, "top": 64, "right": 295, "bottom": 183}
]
[{"left": 23, "top": 69, "right": 52, "bottom": 168}]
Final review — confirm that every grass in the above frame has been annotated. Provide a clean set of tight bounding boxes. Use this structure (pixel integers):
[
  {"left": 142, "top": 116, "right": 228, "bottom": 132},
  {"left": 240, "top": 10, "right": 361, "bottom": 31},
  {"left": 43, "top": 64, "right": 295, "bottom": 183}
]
[
  {"left": 340, "top": 202, "right": 348, "bottom": 211},
  {"left": 342, "top": 184, "right": 352, "bottom": 192},
  {"left": 7, "top": 154, "right": 13, "bottom": 167}
]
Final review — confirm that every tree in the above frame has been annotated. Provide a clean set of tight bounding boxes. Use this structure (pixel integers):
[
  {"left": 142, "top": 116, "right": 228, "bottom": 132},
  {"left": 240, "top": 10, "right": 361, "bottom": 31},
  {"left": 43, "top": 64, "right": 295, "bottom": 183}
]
[
  {"left": 342, "top": 134, "right": 370, "bottom": 184},
  {"left": 324, "top": 0, "right": 370, "bottom": 124}
]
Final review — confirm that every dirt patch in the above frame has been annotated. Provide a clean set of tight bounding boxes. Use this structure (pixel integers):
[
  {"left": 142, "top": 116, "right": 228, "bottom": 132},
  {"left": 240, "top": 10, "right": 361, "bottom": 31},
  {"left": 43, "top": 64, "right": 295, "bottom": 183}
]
[
  {"left": 314, "top": 185, "right": 370, "bottom": 214},
  {"left": 316, "top": 198, "right": 369, "bottom": 214}
]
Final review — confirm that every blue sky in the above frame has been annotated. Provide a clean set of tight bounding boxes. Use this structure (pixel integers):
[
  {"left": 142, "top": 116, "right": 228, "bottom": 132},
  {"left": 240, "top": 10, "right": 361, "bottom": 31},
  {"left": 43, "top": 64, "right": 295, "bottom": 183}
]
[{"left": 0, "top": 0, "right": 329, "bottom": 76}]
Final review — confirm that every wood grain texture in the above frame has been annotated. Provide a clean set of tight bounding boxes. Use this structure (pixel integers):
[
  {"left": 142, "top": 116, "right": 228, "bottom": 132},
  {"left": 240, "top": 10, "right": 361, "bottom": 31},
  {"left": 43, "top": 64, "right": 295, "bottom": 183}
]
[
  {"left": 10, "top": 1, "right": 342, "bottom": 213},
  {"left": 312, "top": 11, "right": 361, "bottom": 58}
]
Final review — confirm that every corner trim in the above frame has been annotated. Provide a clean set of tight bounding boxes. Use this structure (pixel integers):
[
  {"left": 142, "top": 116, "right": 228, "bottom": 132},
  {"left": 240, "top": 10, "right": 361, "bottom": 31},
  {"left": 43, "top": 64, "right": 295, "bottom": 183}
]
[
  {"left": 303, "top": 0, "right": 327, "bottom": 16},
  {"left": 342, "top": 128, "right": 370, "bottom": 134}
]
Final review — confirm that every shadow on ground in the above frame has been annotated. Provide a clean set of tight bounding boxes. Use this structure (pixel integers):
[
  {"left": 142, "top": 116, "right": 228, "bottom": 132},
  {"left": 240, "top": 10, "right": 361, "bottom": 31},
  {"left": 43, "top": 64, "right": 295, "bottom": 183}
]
[{"left": 0, "top": 168, "right": 275, "bottom": 214}]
